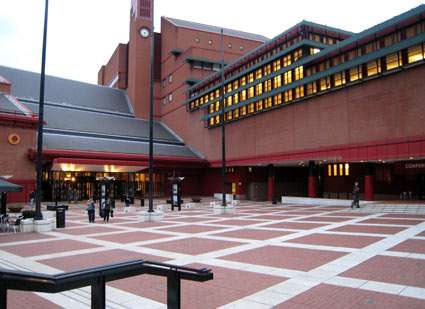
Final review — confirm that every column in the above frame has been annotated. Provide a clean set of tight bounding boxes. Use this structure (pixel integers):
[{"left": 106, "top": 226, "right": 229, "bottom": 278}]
[
  {"left": 268, "top": 164, "right": 275, "bottom": 202},
  {"left": 308, "top": 161, "right": 317, "bottom": 198},
  {"left": 364, "top": 163, "right": 375, "bottom": 201}
]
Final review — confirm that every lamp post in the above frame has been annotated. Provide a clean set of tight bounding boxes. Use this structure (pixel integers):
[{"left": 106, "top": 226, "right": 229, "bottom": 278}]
[
  {"left": 148, "top": 1, "right": 155, "bottom": 213},
  {"left": 35, "top": 0, "right": 49, "bottom": 220},
  {"left": 220, "top": 28, "right": 227, "bottom": 207}
]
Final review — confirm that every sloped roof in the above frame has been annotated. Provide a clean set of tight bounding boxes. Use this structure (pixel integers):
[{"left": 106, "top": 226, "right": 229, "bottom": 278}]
[
  {"left": 0, "top": 93, "right": 25, "bottom": 115},
  {"left": 163, "top": 17, "right": 269, "bottom": 42}
]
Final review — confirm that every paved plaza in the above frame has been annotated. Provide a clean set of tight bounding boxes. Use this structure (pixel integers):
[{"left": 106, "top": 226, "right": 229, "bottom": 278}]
[{"left": 1, "top": 200, "right": 425, "bottom": 308}]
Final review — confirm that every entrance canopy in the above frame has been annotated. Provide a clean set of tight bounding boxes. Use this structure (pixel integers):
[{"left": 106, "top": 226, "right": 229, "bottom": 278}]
[
  {"left": 0, "top": 178, "right": 22, "bottom": 192},
  {"left": 51, "top": 158, "right": 147, "bottom": 173}
]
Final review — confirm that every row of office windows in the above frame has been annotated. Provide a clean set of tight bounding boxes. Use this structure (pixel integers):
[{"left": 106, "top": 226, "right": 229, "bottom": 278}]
[{"left": 206, "top": 43, "right": 425, "bottom": 127}]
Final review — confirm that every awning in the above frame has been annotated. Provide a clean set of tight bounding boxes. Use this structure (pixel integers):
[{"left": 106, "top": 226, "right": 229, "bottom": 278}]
[
  {"left": 51, "top": 158, "right": 147, "bottom": 173},
  {"left": 0, "top": 178, "right": 23, "bottom": 192}
]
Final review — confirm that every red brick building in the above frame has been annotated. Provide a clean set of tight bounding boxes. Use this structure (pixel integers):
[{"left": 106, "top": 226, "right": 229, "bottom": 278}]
[{"left": 1, "top": 1, "right": 425, "bottom": 202}]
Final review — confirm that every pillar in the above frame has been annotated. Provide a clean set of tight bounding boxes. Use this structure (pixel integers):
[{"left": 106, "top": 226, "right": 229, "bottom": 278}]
[
  {"left": 268, "top": 164, "right": 275, "bottom": 202},
  {"left": 0, "top": 192, "right": 7, "bottom": 215},
  {"left": 308, "top": 161, "right": 317, "bottom": 198},
  {"left": 364, "top": 164, "right": 375, "bottom": 201}
]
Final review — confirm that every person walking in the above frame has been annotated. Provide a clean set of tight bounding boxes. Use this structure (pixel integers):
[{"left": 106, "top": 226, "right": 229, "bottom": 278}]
[
  {"left": 86, "top": 199, "right": 95, "bottom": 223},
  {"left": 103, "top": 199, "right": 110, "bottom": 223},
  {"left": 351, "top": 181, "right": 360, "bottom": 209}
]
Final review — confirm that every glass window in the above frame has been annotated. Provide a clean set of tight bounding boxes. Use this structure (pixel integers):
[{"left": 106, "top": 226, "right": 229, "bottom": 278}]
[
  {"left": 273, "top": 93, "right": 282, "bottom": 105},
  {"left": 384, "top": 32, "right": 401, "bottom": 47},
  {"left": 210, "top": 92, "right": 215, "bottom": 100},
  {"left": 240, "top": 105, "right": 247, "bottom": 116},
  {"left": 215, "top": 89, "right": 220, "bottom": 98},
  {"left": 200, "top": 97, "right": 204, "bottom": 105},
  {"left": 367, "top": 59, "right": 381, "bottom": 76},
  {"left": 248, "top": 73, "right": 254, "bottom": 83},
  {"left": 345, "top": 163, "right": 349, "bottom": 176},
  {"left": 255, "top": 69, "right": 263, "bottom": 79},
  {"left": 327, "top": 165, "right": 332, "bottom": 176},
  {"left": 256, "top": 100, "right": 263, "bottom": 111},
  {"left": 349, "top": 66, "right": 362, "bottom": 82},
  {"left": 226, "top": 111, "right": 233, "bottom": 121},
  {"left": 209, "top": 117, "right": 214, "bottom": 126},
  {"left": 264, "top": 97, "right": 273, "bottom": 108},
  {"left": 283, "top": 55, "right": 292, "bottom": 67},
  {"left": 284, "top": 90, "right": 292, "bottom": 103},
  {"left": 240, "top": 89, "right": 247, "bottom": 101},
  {"left": 264, "top": 79, "right": 272, "bottom": 92},
  {"left": 226, "top": 96, "right": 232, "bottom": 106},
  {"left": 333, "top": 164, "right": 338, "bottom": 176},
  {"left": 294, "top": 66, "right": 304, "bottom": 80},
  {"left": 215, "top": 101, "right": 220, "bottom": 112},
  {"left": 407, "top": 44, "right": 424, "bottom": 63},
  {"left": 295, "top": 86, "right": 304, "bottom": 99},
  {"left": 310, "top": 48, "right": 321, "bottom": 55},
  {"left": 306, "top": 82, "right": 317, "bottom": 95},
  {"left": 233, "top": 93, "right": 239, "bottom": 104},
  {"left": 209, "top": 104, "right": 214, "bottom": 113},
  {"left": 283, "top": 71, "right": 292, "bottom": 85},
  {"left": 248, "top": 103, "right": 255, "bottom": 113},
  {"left": 293, "top": 49, "right": 303, "bottom": 61},
  {"left": 255, "top": 83, "right": 263, "bottom": 95},
  {"left": 319, "top": 77, "right": 331, "bottom": 91},
  {"left": 240, "top": 76, "right": 246, "bottom": 86},
  {"left": 273, "top": 75, "right": 282, "bottom": 89},
  {"left": 233, "top": 108, "right": 239, "bottom": 119},
  {"left": 272, "top": 59, "right": 281, "bottom": 72},
  {"left": 248, "top": 87, "right": 255, "bottom": 98},
  {"left": 233, "top": 80, "right": 239, "bottom": 91},
  {"left": 386, "top": 52, "right": 402, "bottom": 70},
  {"left": 264, "top": 64, "right": 272, "bottom": 76},
  {"left": 334, "top": 72, "right": 346, "bottom": 86},
  {"left": 226, "top": 83, "right": 232, "bottom": 93},
  {"left": 204, "top": 94, "right": 209, "bottom": 103}
]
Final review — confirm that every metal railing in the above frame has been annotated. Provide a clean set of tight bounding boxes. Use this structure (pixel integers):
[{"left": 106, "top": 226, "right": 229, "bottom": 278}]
[{"left": 0, "top": 259, "right": 213, "bottom": 309}]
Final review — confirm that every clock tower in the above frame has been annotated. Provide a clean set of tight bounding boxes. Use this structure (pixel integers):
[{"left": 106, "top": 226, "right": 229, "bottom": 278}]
[{"left": 127, "top": 0, "right": 154, "bottom": 119}]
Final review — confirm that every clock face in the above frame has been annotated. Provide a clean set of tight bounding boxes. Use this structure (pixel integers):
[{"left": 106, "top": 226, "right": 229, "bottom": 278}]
[{"left": 139, "top": 27, "right": 150, "bottom": 38}]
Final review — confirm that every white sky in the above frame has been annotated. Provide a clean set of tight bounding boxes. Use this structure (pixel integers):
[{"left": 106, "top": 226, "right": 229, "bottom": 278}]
[{"left": 0, "top": 0, "right": 423, "bottom": 84}]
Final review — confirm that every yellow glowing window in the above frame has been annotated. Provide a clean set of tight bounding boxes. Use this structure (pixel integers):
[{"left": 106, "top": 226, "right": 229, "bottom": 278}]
[
  {"left": 386, "top": 52, "right": 402, "bottom": 70},
  {"left": 240, "top": 90, "right": 247, "bottom": 101},
  {"left": 200, "top": 97, "right": 204, "bottom": 105},
  {"left": 227, "top": 111, "right": 233, "bottom": 120},
  {"left": 215, "top": 115, "right": 220, "bottom": 124},
  {"left": 195, "top": 99, "right": 199, "bottom": 107},
  {"left": 264, "top": 64, "right": 272, "bottom": 76},
  {"left": 233, "top": 93, "right": 239, "bottom": 104},
  {"left": 233, "top": 80, "right": 239, "bottom": 90},
  {"left": 283, "top": 55, "right": 292, "bottom": 67},
  {"left": 333, "top": 164, "right": 338, "bottom": 176},
  {"left": 367, "top": 60, "right": 381, "bottom": 76},
  {"left": 247, "top": 73, "right": 254, "bottom": 83},
  {"left": 204, "top": 95, "right": 209, "bottom": 103},
  {"left": 407, "top": 44, "right": 424, "bottom": 63},
  {"left": 210, "top": 92, "right": 215, "bottom": 100},
  {"left": 294, "top": 66, "right": 304, "bottom": 80},
  {"left": 283, "top": 71, "right": 292, "bottom": 85},
  {"left": 226, "top": 96, "right": 232, "bottom": 106},
  {"left": 295, "top": 86, "right": 304, "bottom": 99},
  {"left": 349, "top": 66, "right": 362, "bottom": 82},
  {"left": 209, "top": 104, "right": 214, "bottom": 113},
  {"left": 273, "top": 59, "right": 281, "bottom": 72},
  {"left": 226, "top": 83, "right": 232, "bottom": 93},
  {"left": 215, "top": 89, "right": 220, "bottom": 98},
  {"left": 248, "top": 87, "right": 255, "bottom": 98},
  {"left": 334, "top": 72, "right": 346, "bottom": 86},
  {"left": 264, "top": 79, "right": 272, "bottom": 92},
  {"left": 233, "top": 108, "right": 239, "bottom": 119},
  {"left": 328, "top": 165, "right": 332, "bottom": 176},
  {"left": 209, "top": 117, "right": 214, "bottom": 126},
  {"left": 293, "top": 49, "right": 303, "bottom": 61},
  {"left": 345, "top": 163, "right": 349, "bottom": 176},
  {"left": 339, "top": 164, "right": 343, "bottom": 176},
  {"left": 248, "top": 103, "right": 255, "bottom": 113},
  {"left": 284, "top": 90, "right": 292, "bottom": 103},
  {"left": 190, "top": 101, "right": 195, "bottom": 109},
  {"left": 320, "top": 77, "right": 331, "bottom": 91},
  {"left": 240, "top": 105, "right": 247, "bottom": 116},
  {"left": 215, "top": 101, "right": 220, "bottom": 112},
  {"left": 255, "top": 83, "right": 263, "bottom": 95},
  {"left": 306, "top": 82, "right": 317, "bottom": 95},
  {"left": 256, "top": 100, "right": 263, "bottom": 111},
  {"left": 310, "top": 48, "right": 321, "bottom": 55},
  {"left": 265, "top": 97, "right": 272, "bottom": 108},
  {"left": 255, "top": 69, "right": 263, "bottom": 79},
  {"left": 273, "top": 93, "right": 282, "bottom": 105},
  {"left": 273, "top": 75, "right": 282, "bottom": 89},
  {"left": 240, "top": 76, "right": 246, "bottom": 86}
]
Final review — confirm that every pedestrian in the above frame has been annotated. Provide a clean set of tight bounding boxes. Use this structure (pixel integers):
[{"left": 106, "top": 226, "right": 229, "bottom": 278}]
[
  {"left": 103, "top": 199, "right": 110, "bottom": 222},
  {"left": 351, "top": 181, "right": 360, "bottom": 209},
  {"left": 110, "top": 195, "right": 115, "bottom": 218},
  {"left": 86, "top": 199, "right": 95, "bottom": 223},
  {"left": 29, "top": 191, "right": 36, "bottom": 209}
]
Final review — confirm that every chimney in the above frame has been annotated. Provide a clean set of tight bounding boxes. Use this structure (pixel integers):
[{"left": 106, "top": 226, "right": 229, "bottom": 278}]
[{"left": 0, "top": 76, "right": 11, "bottom": 95}]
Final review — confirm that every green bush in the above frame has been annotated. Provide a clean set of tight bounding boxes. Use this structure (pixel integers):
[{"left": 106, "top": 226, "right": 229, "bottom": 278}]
[{"left": 22, "top": 210, "right": 36, "bottom": 219}]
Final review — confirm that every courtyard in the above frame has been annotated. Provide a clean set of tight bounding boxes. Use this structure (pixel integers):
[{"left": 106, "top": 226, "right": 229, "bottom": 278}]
[{"left": 1, "top": 200, "right": 425, "bottom": 308}]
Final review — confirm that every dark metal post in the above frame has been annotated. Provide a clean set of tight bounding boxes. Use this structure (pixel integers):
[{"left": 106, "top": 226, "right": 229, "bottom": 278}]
[
  {"left": 0, "top": 192, "right": 7, "bottom": 215},
  {"left": 34, "top": 0, "right": 49, "bottom": 221},
  {"left": 167, "top": 270, "right": 181, "bottom": 309},
  {"left": 220, "top": 28, "right": 227, "bottom": 207},
  {"left": 148, "top": 2, "right": 155, "bottom": 213},
  {"left": 0, "top": 277, "right": 6, "bottom": 309},
  {"left": 91, "top": 276, "right": 106, "bottom": 309}
]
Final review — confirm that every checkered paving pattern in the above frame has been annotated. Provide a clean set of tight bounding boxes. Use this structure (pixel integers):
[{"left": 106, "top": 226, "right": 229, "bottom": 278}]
[{"left": 0, "top": 199, "right": 425, "bottom": 308}]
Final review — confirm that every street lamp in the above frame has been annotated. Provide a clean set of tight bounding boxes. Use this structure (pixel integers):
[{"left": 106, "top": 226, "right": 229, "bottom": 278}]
[
  {"left": 35, "top": 0, "right": 49, "bottom": 220},
  {"left": 148, "top": 0, "right": 155, "bottom": 213},
  {"left": 220, "top": 28, "right": 227, "bottom": 207}
]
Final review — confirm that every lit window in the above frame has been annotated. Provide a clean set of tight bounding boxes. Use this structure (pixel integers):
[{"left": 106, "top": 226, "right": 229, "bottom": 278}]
[
  {"left": 240, "top": 76, "right": 246, "bottom": 86},
  {"left": 215, "top": 89, "right": 220, "bottom": 98},
  {"left": 293, "top": 49, "right": 303, "bottom": 61},
  {"left": 248, "top": 87, "right": 255, "bottom": 98},
  {"left": 215, "top": 115, "right": 220, "bottom": 124},
  {"left": 319, "top": 77, "right": 331, "bottom": 91},
  {"left": 204, "top": 94, "right": 209, "bottom": 103},
  {"left": 306, "top": 82, "right": 317, "bottom": 95},
  {"left": 240, "top": 89, "right": 247, "bottom": 101},
  {"left": 264, "top": 79, "right": 272, "bottom": 92},
  {"left": 272, "top": 59, "right": 281, "bottom": 72},
  {"left": 210, "top": 92, "right": 215, "bottom": 100},
  {"left": 215, "top": 101, "right": 220, "bottom": 112},
  {"left": 227, "top": 111, "right": 233, "bottom": 120},
  {"left": 264, "top": 97, "right": 273, "bottom": 108},
  {"left": 295, "top": 86, "right": 304, "bottom": 99},
  {"left": 255, "top": 83, "right": 263, "bottom": 95},
  {"left": 333, "top": 164, "right": 338, "bottom": 176},
  {"left": 273, "top": 75, "right": 282, "bottom": 89},
  {"left": 367, "top": 60, "right": 381, "bottom": 76},
  {"left": 310, "top": 48, "right": 320, "bottom": 55},
  {"left": 273, "top": 93, "right": 282, "bottom": 105},
  {"left": 255, "top": 69, "right": 262, "bottom": 79},
  {"left": 339, "top": 164, "right": 343, "bottom": 176},
  {"left": 407, "top": 44, "right": 424, "bottom": 63},
  {"left": 248, "top": 103, "right": 255, "bottom": 113},
  {"left": 248, "top": 73, "right": 254, "bottom": 83},
  {"left": 240, "top": 105, "right": 247, "bottom": 116},
  {"left": 200, "top": 97, "right": 204, "bottom": 105},
  {"left": 209, "top": 104, "right": 214, "bottom": 113},
  {"left": 226, "top": 83, "right": 232, "bottom": 93},
  {"left": 264, "top": 64, "right": 272, "bottom": 76},
  {"left": 284, "top": 90, "right": 292, "bottom": 103},
  {"left": 226, "top": 96, "right": 232, "bottom": 106},
  {"left": 233, "top": 93, "right": 239, "bottom": 104},
  {"left": 168, "top": 74, "right": 173, "bottom": 83},
  {"left": 328, "top": 165, "right": 332, "bottom": 176},
  {"left": 386, "top": 52, "right": 402, "bottom": 70},
  {"left": 345, "top": 163, "right": 349, "bottom": 176},
  {"left": 233, "top": 108, "right": 239, "bottom": 119},
  {"left": 349, "top": 66, "right": 362, "bottom": 82},
  {"left": 294, "top": 66, "right": 303, "bottom": 80},
  {"left": 256, "top": 100, "right": 263, "bottom": 111},
  {"left": 283, "top": 71, "right": 292, "bottom": 85},
  {"left": 233, "top": 80, "right": 239, "bottom": 90},
  {"left": 334, "top": 72, "right": 346, "bottom": 87},
  {"left": 283, "top": 55, "right": 292, "bottom": 67},
  {"left": 168, "top": 93, "right": 173, "bottom": 102}
]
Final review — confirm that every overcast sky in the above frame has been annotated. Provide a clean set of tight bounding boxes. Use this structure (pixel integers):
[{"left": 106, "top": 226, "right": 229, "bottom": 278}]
[{"left": 0, "top": 0, "right": 423, "bottom": 84}]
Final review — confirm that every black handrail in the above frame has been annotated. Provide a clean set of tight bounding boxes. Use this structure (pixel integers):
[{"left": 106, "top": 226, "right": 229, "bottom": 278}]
[{"left": 0, "top": 259, "right": 213, "bottom": 309}]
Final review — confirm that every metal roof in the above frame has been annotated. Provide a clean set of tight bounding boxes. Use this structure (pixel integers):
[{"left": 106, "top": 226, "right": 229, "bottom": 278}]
[
  {"left": 0, "top": 65, "right": 132, "bottom": 115},
  {"left": 0, "top": 93, "right": 25, "bottom": 115},
  {"left": 163, "top": 17, "right": 269, "bottom": 42}
]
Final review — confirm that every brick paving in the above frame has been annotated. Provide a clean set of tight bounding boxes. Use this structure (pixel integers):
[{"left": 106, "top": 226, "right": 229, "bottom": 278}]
[{"left": 0, "top": 199, "right": 425, "bottom": 308}]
